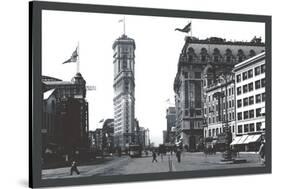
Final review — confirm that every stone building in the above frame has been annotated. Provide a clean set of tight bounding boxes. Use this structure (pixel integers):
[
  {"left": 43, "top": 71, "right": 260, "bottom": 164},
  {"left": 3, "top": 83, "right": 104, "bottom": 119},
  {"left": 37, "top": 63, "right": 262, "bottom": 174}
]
[
  {"left": 42, "top": 73, "right": 89, "bottom": 162},
  {"left": 173, "top": 36, "right": 265, "bottom": 151},
  {"left": 231, "top": 52, "right": 266, "bottom": 151},
  {"left": 112, "top": 34, "right": 136, "bottom": 150}
]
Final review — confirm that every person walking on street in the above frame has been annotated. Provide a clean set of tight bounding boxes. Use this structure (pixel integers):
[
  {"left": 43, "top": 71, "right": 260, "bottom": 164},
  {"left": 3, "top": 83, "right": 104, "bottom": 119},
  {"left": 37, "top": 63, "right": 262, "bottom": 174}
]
[
  {"left": 70, "top": 160, "right": 80, "bottom": 175},
  {"left": 152, "top": 150, "right": 158, "bottom": 163},
  {"left": 160, "top": 152, "right": 164, "bottom": 162},
  {"left": 258, "top": 139, "right": 265, "bottom": 164},
  {"left": 176, "top": 148, "right": 181, "bottom": 163}
]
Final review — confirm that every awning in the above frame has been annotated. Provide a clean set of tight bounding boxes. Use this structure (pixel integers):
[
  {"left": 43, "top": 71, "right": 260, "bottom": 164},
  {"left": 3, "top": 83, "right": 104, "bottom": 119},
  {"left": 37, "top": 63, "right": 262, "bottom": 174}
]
[
  {"left": 246, "top": 134, "right": 262, "bottom": 144},
  {"left": 235, "top": 135, "right": 249, "bottom": 145},
  {"left": 243, "top": 135, "right": 254, "bottom": 144},
  {"left": 230, "top": 136, "right": 242, "bottom": 145}
]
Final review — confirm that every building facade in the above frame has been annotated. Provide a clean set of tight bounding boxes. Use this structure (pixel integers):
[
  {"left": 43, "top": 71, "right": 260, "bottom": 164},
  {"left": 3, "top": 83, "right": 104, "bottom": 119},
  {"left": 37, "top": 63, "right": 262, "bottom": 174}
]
[
  {"left": 163, "top": 130, "right": 168, "bottom": 144},
  {"left": 42, "top": 73, "right": 89, "bottom": 162},
  {"left": 203, "top": 75, "right": 236, "bottom": 150},
  {"left": 138, "top": 127, "right": 146, "bottom": 149},
  {"left": 174, "top": 36, "right": 265, "bottom": 151},
  {"left": 144, "top": 128, "right": 150, "bottom": 148},
  {"left": 112, "top": 34, "right": 136, "bottom": 150},
  {"left": 91, "top": 128, "right": 103, "bottom": 153},
  {"left": 165, "top": 107, "right": 176, "bottom": 144},
  {"left": 231, "top": 52, "right": 266, "bottom": 151},
  {"left": 102, "top": 119, "right": 115, "bottom": 154}
]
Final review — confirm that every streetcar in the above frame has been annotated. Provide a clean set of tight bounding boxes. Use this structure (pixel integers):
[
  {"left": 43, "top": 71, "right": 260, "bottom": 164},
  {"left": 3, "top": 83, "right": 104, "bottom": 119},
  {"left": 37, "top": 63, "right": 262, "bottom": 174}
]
[{"left": 128, "top": 144, "right": 142, "bottom": 157}]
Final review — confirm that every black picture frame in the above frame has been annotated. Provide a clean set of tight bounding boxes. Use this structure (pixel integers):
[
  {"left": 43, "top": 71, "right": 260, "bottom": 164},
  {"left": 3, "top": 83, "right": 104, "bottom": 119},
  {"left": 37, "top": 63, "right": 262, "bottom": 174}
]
[{"left": 29, "top": 1, "right": 272, "bottom": 188}]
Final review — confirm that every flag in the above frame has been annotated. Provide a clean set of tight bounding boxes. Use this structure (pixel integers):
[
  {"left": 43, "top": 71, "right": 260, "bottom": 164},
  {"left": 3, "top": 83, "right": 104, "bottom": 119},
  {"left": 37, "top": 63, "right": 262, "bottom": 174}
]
[
  {"left": 175, "top": 22, "right": 191, "bottom": 33},
  {"left": 63, "top": 47, "right": 78, "bottom": 64},
  {"left": 118, "top": 18, "right": 124, "bottom": 23}
]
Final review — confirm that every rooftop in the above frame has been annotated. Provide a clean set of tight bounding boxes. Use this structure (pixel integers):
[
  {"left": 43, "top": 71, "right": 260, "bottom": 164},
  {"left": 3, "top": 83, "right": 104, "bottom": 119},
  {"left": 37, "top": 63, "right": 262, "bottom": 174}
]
[
  {"left": 185, "top": 36, "right": 265, "bottom": 46},
  {"left": 112, "top": 34, "right": 136, "bottom": 49}
]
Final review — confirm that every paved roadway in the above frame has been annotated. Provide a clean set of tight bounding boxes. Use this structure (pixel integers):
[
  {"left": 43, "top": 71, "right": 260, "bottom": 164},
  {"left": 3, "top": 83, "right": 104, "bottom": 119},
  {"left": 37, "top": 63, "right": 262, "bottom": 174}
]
[{"left": 42, "top": 152, "right": 264, "bottom": 179}]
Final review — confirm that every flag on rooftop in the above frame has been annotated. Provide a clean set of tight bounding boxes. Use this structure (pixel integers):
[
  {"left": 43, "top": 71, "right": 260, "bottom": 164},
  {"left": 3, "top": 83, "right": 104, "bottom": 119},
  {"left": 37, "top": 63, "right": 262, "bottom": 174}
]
[
  {"left": 175, "top": 22, "right": 191, "bottom": 33},
  {"left": 63, "top": 47, "right": 78, "bottom": 64}
]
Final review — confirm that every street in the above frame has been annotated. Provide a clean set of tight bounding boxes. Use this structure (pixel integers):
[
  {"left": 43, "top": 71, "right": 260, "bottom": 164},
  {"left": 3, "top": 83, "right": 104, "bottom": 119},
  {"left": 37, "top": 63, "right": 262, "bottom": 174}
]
[{"left": 42, "top": 152, "right": 264, "bottom": 179}]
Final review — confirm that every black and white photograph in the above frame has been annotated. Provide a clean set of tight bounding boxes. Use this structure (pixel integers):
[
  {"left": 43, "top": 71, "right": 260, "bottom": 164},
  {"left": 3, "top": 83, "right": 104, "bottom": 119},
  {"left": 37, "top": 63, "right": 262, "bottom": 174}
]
[
  {"left": 40, "top": 10, "right": 267, "bottom": 179},
  {"left": 29, "top": 1, "right": 272, "bottom": 187}
]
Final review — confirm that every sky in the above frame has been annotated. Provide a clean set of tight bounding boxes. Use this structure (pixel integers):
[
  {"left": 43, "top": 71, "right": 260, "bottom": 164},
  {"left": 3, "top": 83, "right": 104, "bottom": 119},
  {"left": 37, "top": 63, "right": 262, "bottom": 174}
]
[{"left": 42, "top": 10, "right": 265, "bottom": 146}]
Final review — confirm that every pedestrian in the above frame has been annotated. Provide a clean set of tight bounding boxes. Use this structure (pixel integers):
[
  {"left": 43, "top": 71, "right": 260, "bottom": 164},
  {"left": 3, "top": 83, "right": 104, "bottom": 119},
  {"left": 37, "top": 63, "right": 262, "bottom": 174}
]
[
  {"left": 176, "top": 148, "right": 181, "bottom": 163},
  {"left": 118, "top": 147, "right": 122, "bottom": 157},
  {"left": 152, "top": 150, "right": 158, "bottom": 163},
  {"left": 70, "top": 160, "right": 80, "bottom": 175},
  {"left": 203, "top": 147, "right": 208, "bottom": 158},
  {"left": 258, "top": 140, "right": 265, "bottom": 164},
  {"left": 145, "top": 150, "right": 148, "bottom": 156},
  {"left": 160, "top": 152, "right": 164, "bottom": 162}
]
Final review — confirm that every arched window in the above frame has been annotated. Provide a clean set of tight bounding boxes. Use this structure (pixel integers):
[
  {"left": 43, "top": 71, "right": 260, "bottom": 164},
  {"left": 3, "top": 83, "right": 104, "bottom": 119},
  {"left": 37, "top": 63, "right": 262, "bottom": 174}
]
[
  {"left": 237, "top": 49, "right": 245, "bottom": 63},
  {"left": 200, "top": 48, "right": 208, "bottom": 62},
  {"left": 249, "top": 49, "right": 256, "bottom": 57},
  {"left": 213, "top": 48, "right": 221, "bottom": 63},
  {"left": 225, "top": 49, "right": 232, "bottom": 63},
  {"left": 187, "top": 47, "right": 196, "bottom": 63}
]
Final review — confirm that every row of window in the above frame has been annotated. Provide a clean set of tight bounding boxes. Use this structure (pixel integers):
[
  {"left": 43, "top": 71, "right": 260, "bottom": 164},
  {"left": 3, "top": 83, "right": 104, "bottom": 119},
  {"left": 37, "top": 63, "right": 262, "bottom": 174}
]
[
  {"left": 237, "top": 108, "right": 264, "bottom": 120},
  {"left": 205, "top": 99, "right": 235, "bottom": 114},
  {"left": 237, "top": 93, "right": 266, "bottom": 108},
  {"left": 207, "top": 88, "right": 234, "bottom": 102},
  {"left": 237, "top": 122, "right": 263, "bottom": 133},
  {"left": 236, "top": 64, "right": 265, "bottom": 83},
  {"left": 207, "top": 111, "right": 235, "bottom": 124},
  {"left": 206, "top": 121, "right": 263, "bottom": 137},
  {"left": 237, "top": 78, "right": 265, "bottom": 95},
  {"left": 206, "top": 125, "right": 236, "bottom": 137}
]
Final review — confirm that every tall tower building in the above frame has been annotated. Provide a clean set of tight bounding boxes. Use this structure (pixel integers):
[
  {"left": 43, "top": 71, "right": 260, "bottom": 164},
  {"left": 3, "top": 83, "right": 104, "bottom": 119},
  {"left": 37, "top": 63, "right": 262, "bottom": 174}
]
[{"left": 112, "top": 34, "right": 136, "bottom": 149}]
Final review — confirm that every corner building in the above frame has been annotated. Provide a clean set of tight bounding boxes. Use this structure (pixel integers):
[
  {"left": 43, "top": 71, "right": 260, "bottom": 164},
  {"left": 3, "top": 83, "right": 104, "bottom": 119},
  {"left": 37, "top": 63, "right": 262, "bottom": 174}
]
[
  {"left": 232, "top": 52, "right": 266, "bottom": 151},
  {"left": 174, "top": 36, "right": 265, "bottom": 151},
  {"left": 112, "top": 34, "right": 136, "bottom": 150},
  {"left": 42, "top": 73, "right": 89, "bottom": 161}
]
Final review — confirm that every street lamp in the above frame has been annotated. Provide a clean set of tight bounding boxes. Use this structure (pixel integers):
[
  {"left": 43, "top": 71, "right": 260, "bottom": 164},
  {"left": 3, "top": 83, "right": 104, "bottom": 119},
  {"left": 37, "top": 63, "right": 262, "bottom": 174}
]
[{"left": 214, "top": 73, "right": 233, "bottom": 161}]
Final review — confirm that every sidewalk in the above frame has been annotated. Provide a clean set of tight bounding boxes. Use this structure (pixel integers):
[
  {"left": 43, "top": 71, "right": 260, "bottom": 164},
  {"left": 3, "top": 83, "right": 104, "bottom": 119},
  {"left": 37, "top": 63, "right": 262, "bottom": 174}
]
[{"left": 42, "top": 156, "right": 130, "bottom": 179}]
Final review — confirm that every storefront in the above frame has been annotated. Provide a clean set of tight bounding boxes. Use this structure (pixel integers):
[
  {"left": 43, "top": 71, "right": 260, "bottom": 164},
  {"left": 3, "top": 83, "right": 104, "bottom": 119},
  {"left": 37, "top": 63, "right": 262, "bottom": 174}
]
[{"left": 231, "top": 134, "right": 262, "bottom": 151}]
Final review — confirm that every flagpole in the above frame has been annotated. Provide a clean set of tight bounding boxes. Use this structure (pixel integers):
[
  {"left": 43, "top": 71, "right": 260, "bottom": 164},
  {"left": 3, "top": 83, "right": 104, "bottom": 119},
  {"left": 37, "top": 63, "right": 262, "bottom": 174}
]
[
  {"left": 77, "top": 42, "right": 80, "bottom": 73},
  {"left": 123, "top": 16, "right": 126, "bottom": 35},
  {"left": 190, "top": 20, "right": 192, "bottom": 38}
]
